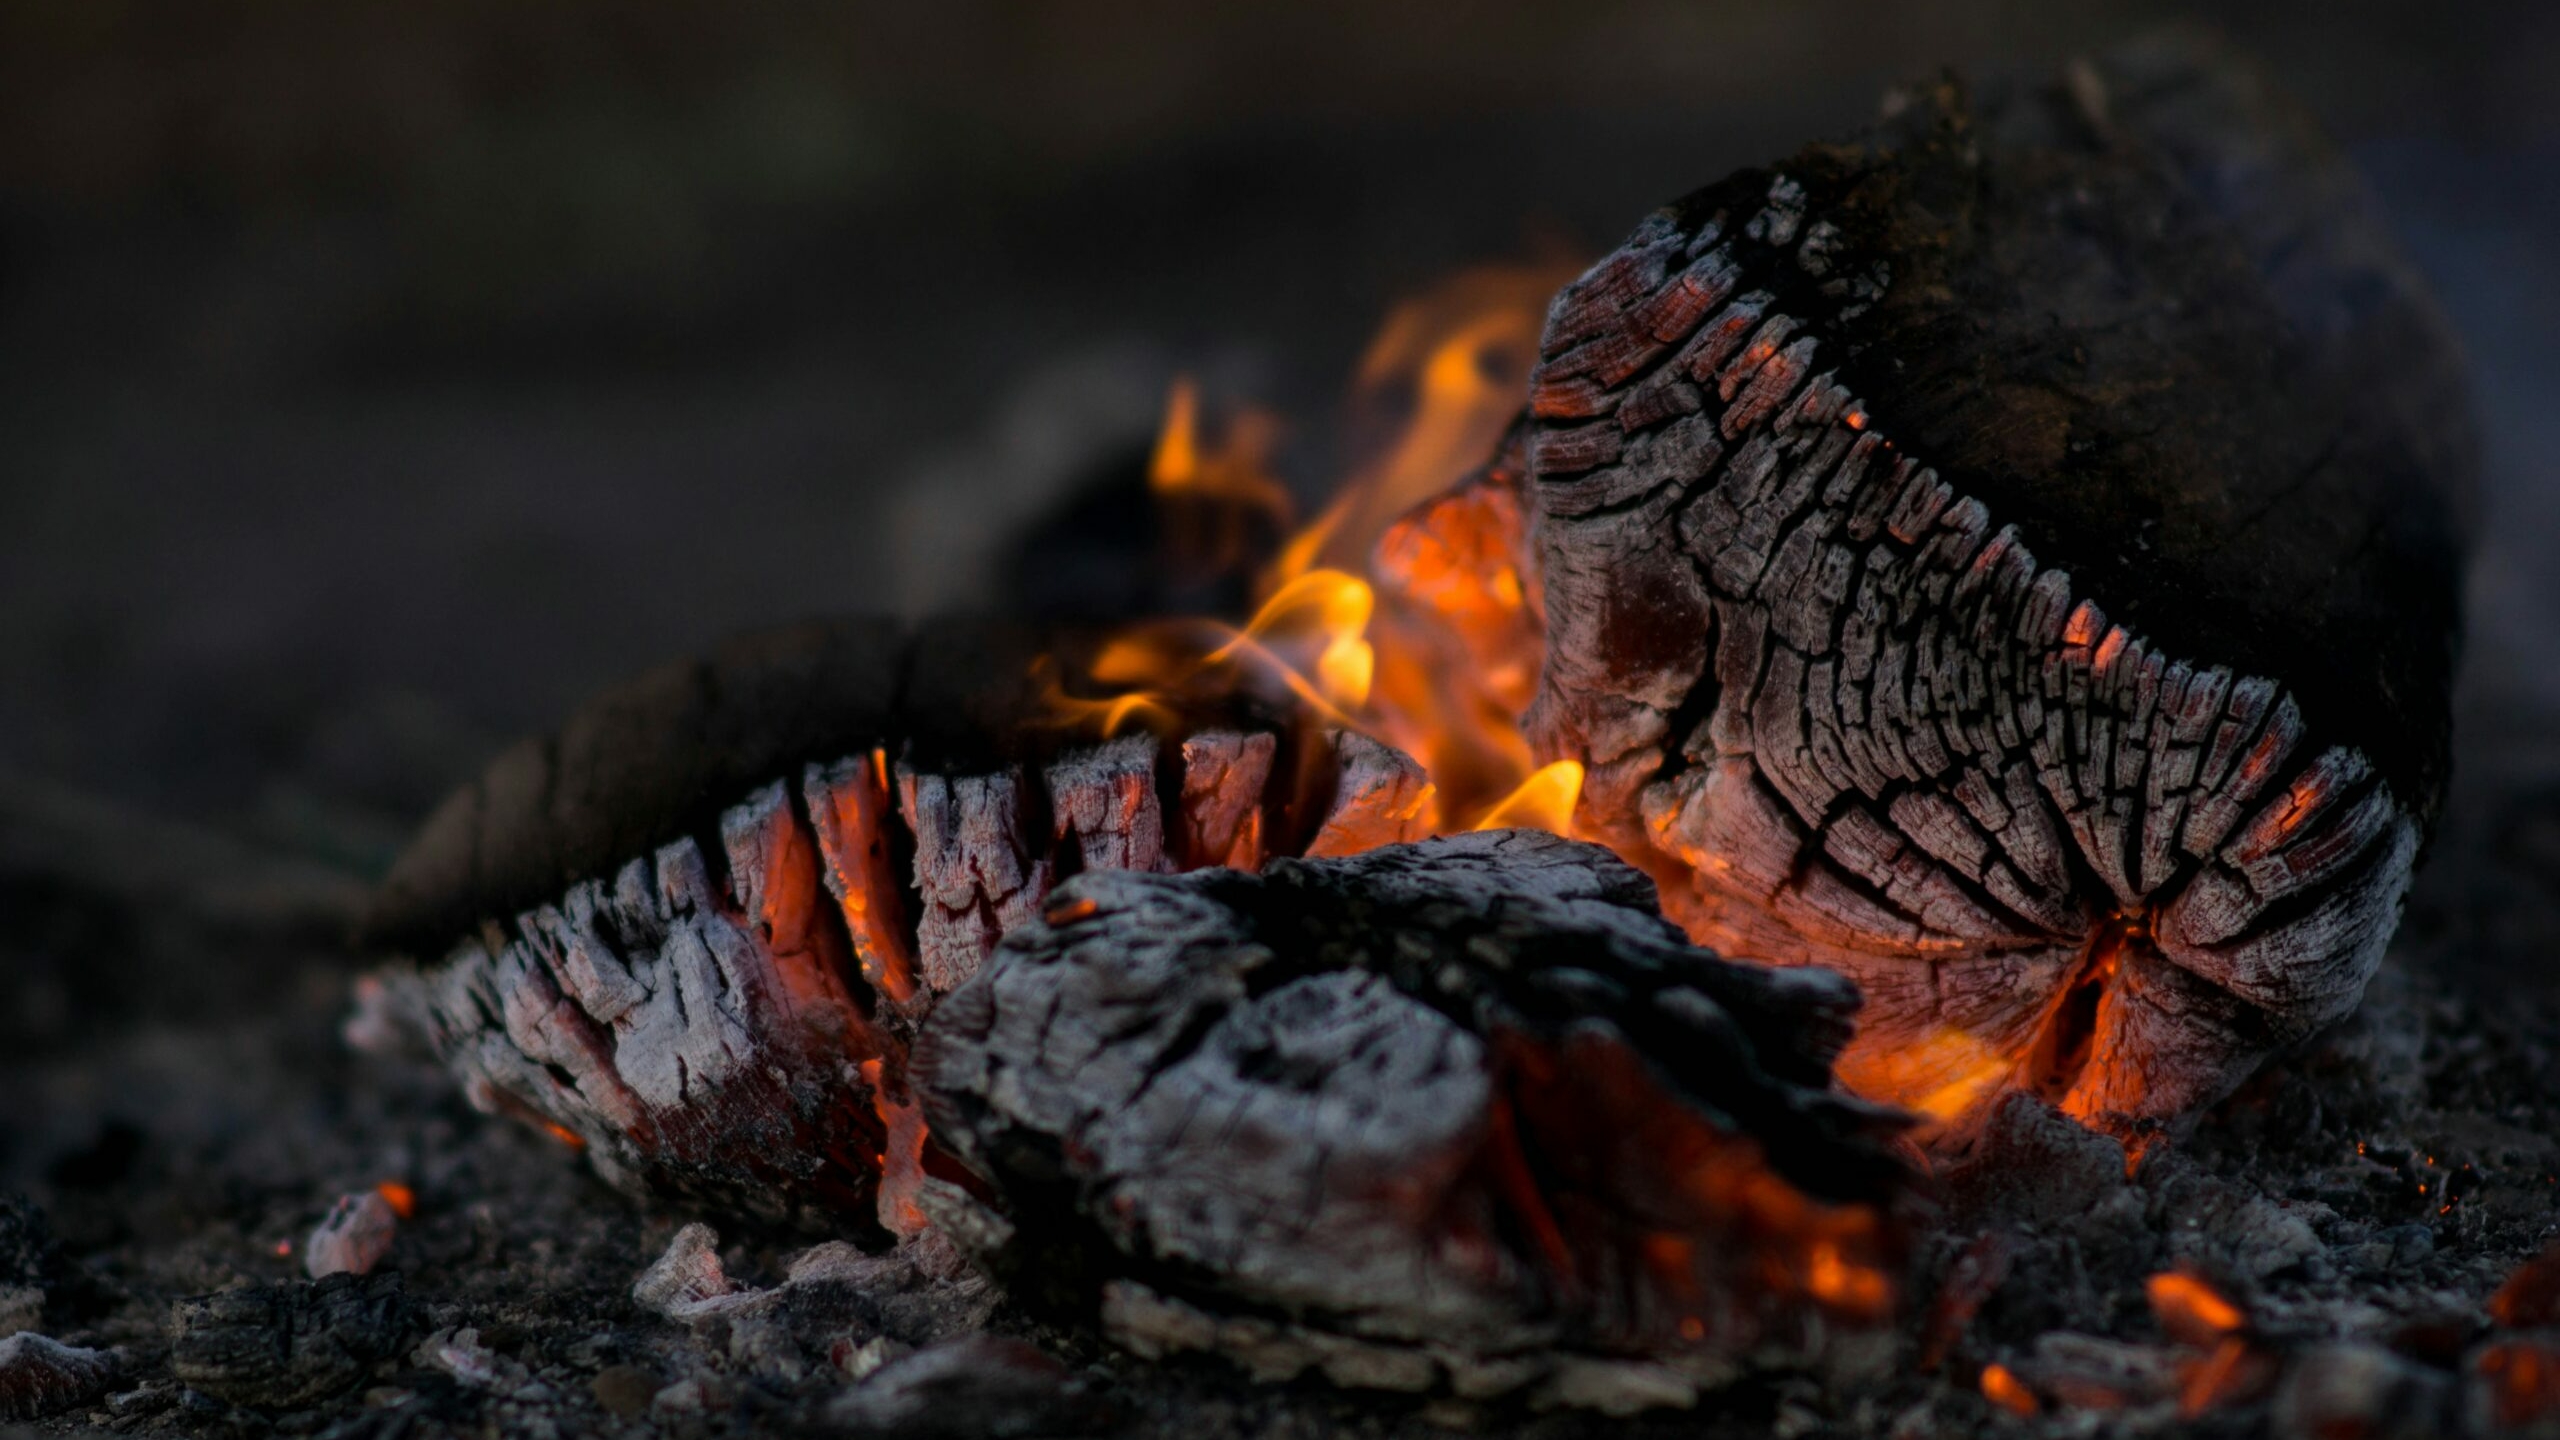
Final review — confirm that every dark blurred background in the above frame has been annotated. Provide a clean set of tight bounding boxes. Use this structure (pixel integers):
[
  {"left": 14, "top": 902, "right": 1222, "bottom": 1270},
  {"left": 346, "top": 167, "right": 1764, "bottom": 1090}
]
[{"left": 3, "top": 0, "right": 2557, "bottom": 1004}]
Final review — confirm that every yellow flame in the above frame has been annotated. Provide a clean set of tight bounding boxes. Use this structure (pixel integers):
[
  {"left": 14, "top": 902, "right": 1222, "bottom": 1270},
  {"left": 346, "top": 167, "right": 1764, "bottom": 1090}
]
[
  {"left": 1294, "top": 262, "right": 1571, "bottom": 583},
  {"left": 1032, "top": 655, "right": 1177, "bottom": 739},
  {"left": 1150, "top": 377, "right": 1200, "bottom": 487},
  {"left": 1470, "top": 759, "right": 1583, "bottom": 835}
]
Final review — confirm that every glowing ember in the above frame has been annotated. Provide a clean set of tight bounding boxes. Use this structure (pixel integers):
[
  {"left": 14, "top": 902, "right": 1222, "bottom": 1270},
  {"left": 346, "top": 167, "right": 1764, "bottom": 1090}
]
[
  {"left": 2491, "top": 1240, "right": 2560, "bottom": 1327},
  {"left": 859, "top": 1057, "right": 932, "bottom": 1238},
  {"left": 372, "top": 1181, "right": 416, "bottom": 1220},
  {"left": 2146, "top": 1271, "right": 2246, "bottom": 1348},
  {"left": 1980, "top": 1362, "right": 2039, "bottom": 1417},
  {"left": 2174, "top": 1336, "right": 2267, "bottom": 1418},
  {"left": 2479, "top": 1340, "right": 2560, "bottom": 1428}
]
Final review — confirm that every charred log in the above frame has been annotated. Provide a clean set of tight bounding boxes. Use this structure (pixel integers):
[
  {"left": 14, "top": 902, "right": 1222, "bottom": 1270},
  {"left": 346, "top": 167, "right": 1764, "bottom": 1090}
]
[
  {"left": 360, "top": 616, "right": 1449, "bottom": 1229},
  {"left": 912, "top": 830, "right": 1913, "bottom": 1410},
  {"left": 1508, "top": 35, "right": 2471, "bottom": 1141}
]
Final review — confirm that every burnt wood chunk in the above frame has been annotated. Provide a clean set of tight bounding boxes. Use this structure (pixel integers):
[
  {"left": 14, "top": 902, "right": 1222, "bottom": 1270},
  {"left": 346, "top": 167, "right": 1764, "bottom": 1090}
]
[
  {"left": 364, "top": 614, "right": 1453, "bottom": 1224},
  {"left": 1045, "top": 734, "right": 1171, "bottom": 877},
  {"left": 1303, "top": 729, "right": 1433, "bottom": 857},
  {"left": 169, "top": 1272, "right": 418, "bottom": 1410},
  {"left": 913, "top": 830, "right": 1912, "bottom": 1410},
  {"left": 899, "top": 764, "right": 1053, "bottom": 998},
  {"left": 404, "top": 781, "right": 902, "bottom": 1228},
  {"left": 803, "top": 751, "right": 924, "bottom": 1021},
  {"left": 1513, "top": 38, "right": 2469, "bottom": 1142},
  {"left": 1176, "top": 730, "right": 1275, "bottom": 870}
]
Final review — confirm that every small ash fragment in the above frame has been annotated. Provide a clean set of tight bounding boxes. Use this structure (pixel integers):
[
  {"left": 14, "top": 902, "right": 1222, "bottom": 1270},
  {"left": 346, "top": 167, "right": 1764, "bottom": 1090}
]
[
  {"left": 0, "top": 1332, "right": 119, "bottom": 1421},
  {"left": 629, "top": 1224, "right": 1000, "bottom": 1392},
  {"left": 2272, "top": 1342, "right": 2453, "bottom": 1439},
  {"left": 304, "top": 1188, "right": 400, "bottom": 1278},
  {"left": 825, "top": 1334, "right": 1097, "bottom": 1438},
  {"left": 650, "top": 1373, "right": 726, "bottom": 1415},
  {"left": 631, "top": 1222, "right": 747, "bottom": 1322}
]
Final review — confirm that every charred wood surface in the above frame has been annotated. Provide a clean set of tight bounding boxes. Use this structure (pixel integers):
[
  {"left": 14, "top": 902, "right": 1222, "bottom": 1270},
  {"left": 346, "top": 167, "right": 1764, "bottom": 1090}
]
[
  {"left": 1514, "top": 35, "right": 2471, "bottom": 1139},
  {"left": 362, "top": 616, "right": 1449, "bottom": 1226},
  {"left": 168, "top": 1271, "right": 419, "bottom": 1410},
  {"left": 913, "top": 830, "right": 1912, "bottom": 1409}
]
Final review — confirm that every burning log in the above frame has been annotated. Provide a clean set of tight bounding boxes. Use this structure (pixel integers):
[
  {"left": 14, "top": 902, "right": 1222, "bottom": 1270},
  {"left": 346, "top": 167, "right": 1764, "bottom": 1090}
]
[
  {"left": 1504, "top": 35, "right": 2472, "bottom": 1142},
  {"left": 358, "top": 616, "right": 1443, "bottom": 1229},
  {"left": 910, "top": 830, "right": 1913, "bottom": 1411}
]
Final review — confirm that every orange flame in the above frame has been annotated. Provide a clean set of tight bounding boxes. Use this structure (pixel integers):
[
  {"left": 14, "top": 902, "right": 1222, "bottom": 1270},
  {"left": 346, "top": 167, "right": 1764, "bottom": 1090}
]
[
  {"left": 1471, "top": 760, "right": 1583, "bottom": 834},
  {"left": 1046, "top": 261, "right": 1579, "bottom": 841},
  {"left": 1151, "top": 377, "right": 1292, "bottom": 577},
  {"left": 373, "top": 1181, "right": 417, "bottom": 1221}
]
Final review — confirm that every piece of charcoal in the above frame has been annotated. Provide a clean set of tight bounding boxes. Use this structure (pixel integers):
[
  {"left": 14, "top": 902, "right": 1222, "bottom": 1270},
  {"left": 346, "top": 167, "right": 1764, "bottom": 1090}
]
[
  {"left": 912, "top": 830, "right": 1914, "bottom": 1410},
  {"left": 168, "top": 1271, "right": 419, "bottom": 1409},
  {"left": 0, "top": 1333, "right": 118, "bottom": 1421},
  {"left": 1480, "top": 34, "right": 2471, "bottom": 1144}
]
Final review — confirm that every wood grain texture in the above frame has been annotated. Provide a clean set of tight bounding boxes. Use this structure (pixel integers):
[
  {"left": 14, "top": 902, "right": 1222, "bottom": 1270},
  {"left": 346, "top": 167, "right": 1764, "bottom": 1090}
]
[
  {"left": 912, "top": 830, "right": 1911, "bottom": 1409},
  {"left": 1516, "top": 36, "right": 2470, "bottom": 1140}
]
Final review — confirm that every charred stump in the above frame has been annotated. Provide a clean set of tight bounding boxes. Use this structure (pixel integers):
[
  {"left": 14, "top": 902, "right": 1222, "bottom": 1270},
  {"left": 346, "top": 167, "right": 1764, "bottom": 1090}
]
[
  {"left": 1504, "top": 35, "right": 2472, "bottom": 1143},
  {"left": 912, "top": 830, "right": 1913, "bottom": 1411}
]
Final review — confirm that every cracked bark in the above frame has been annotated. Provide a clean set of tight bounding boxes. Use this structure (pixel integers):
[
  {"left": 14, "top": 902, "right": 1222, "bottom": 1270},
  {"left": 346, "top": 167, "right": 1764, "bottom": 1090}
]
[{"left": 1510, "top": 35, "right": 2469, "bottom": 1142}]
